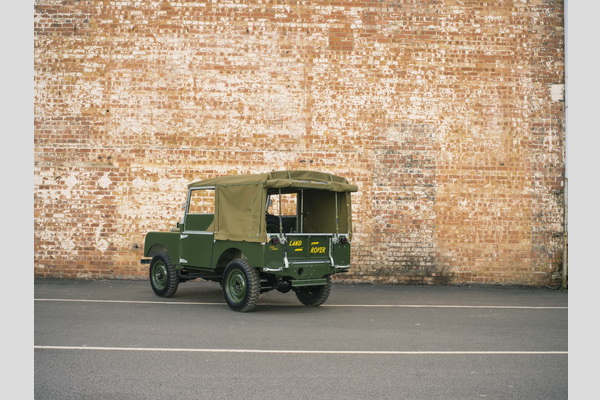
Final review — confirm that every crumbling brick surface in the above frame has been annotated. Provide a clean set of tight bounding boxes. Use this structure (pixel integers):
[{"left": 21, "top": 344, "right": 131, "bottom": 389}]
[{"left": 34, "top": 0, "right": 565, "bottom": 286}]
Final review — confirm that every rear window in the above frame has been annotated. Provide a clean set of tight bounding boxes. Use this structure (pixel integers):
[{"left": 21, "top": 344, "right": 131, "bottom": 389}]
[{"left": 267, "top": 192, "right": 297, "bottom": 216}]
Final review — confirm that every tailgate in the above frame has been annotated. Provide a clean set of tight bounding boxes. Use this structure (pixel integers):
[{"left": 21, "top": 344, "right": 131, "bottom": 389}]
[{"left": 286, "top": 234, "right": 331, "bottom": 262}]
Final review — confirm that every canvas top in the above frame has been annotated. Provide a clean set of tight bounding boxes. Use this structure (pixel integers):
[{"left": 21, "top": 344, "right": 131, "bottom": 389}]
[
  {"left": 188, "top": 170, "right": 358, "bottom": 193},
  {"left": 186, "top": 170, "right": 356, "bottom": 243}
]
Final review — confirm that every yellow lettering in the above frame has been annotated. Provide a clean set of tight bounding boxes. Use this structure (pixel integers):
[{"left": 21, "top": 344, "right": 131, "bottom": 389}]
[
  {"left": 290, "top": 240, "right": 303, "bottom": 246},
  {"left": 310, "top": 247, "right": 326, "bottom": 254}
]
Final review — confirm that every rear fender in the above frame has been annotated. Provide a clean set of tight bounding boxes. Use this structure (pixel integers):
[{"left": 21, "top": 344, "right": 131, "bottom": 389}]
[
  {"left": 214, "top": 248, "right": 243, "bottom": 275},
  {"left": 212, "top": 241, "right": 265, "bottom": 272}
]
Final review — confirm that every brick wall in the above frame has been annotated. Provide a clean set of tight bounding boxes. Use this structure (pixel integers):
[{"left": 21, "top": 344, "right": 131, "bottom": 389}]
[{"left": 34, "top": 0, "right": 566, "bottom": 286}]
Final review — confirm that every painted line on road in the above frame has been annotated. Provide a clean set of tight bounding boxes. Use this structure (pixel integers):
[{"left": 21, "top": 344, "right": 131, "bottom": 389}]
[
  {"left": 34, "top": 345, "right": 567, "bottom": 355},
  {"left": 34, "top": 298, "right": 567, "bottom": 310},
  {"left": 324, "top": 304, "right": 567, "bottom": 309},
  {"left": 35, "top": 298, "right": 223, "bottom": 306}
]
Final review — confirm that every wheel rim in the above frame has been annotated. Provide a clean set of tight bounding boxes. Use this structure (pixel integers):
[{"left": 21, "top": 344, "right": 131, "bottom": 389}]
[
  {"left": 151, "top": 261, "right": 168, "bottom": 290},
  {"left": 225, "top": 269, "right": 247, "bottom": 304}
]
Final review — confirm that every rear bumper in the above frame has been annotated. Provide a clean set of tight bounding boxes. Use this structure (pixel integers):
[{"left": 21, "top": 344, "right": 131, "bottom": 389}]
[{"left": 291, "top": 278, "right": 328, "bottom": 287}]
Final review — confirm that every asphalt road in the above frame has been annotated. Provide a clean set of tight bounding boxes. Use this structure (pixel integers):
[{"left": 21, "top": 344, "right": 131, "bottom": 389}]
[{"left": 34, "top": 279, "right": 568, "bottom": 399}]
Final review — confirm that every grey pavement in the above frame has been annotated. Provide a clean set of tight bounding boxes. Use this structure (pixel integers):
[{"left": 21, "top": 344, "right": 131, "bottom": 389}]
[{"left": 34, "top": 279, "right": 568, "bottom": 399}]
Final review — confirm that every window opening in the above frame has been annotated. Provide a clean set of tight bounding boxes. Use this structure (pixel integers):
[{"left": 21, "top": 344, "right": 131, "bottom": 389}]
[
  {"left": 188, "top": 188, "right": 215, "bottom": 214},
  {"left": 184, "top": 188, "right": 216, "bottom": 232},
  {"left": 266, "top": 191, "right": 299, "bottom": 233}
]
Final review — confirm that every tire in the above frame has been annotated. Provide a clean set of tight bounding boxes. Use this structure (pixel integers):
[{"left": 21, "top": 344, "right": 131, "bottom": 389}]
[
  {"left": 223, "top": 258, "right": 260, "bottom": 312},
  {"left": 295, "top": 276, "right": 332, "bottom": 307},
  {"left": 149, "top": 252, "right": 179, "bottom": 298}
]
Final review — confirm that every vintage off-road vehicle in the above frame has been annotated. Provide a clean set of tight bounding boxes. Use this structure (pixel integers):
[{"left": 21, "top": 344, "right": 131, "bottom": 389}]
[{"left": 141, "top": 170, "right": 357, "bottom": 312}]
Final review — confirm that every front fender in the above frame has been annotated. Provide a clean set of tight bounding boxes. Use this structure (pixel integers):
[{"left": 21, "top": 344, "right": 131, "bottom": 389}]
[{"left": 144, "top": 231, "right": 181, "bottom": 265}]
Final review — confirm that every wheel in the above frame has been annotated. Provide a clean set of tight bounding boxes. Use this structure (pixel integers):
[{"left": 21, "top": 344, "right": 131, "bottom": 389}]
[
  {"left": 223, "top": 258, "right": 261, "bottom": 312},
  {"left": 149, "top": 252, "right": 179, "bottom": 298},
  {"left": 295, "top": 276, "right": 332, "bottom": 307}
]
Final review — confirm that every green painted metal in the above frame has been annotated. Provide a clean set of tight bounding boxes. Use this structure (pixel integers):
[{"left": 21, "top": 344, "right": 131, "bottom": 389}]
[
  {"left": 180, "top": 232, "right": 214, "bottom": 267},
  {"left": 211, "top": 240, "right": 265, "bottom": 269},
  {"left": 290, "top": 278, "right": 329, "bottom": 287},
  {"left": 144, "top": 231, "right": 180, "bottom": 264},
  {"left": 150, "top": 258, "right": 168, "bottom": 290},
  {"left": 224, "top": 268, "right": 248, "bottom": 303}
]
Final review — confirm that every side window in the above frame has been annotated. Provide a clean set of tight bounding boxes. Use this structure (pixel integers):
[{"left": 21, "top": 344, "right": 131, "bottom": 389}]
[
  {"left": 188, "top": 189, "right": 215, "bottom": 215},
  {"left": 266, "top": 192, "right": 299, "bottom": 233},
  {"left": 267, "top": 193, "right": 297, "bottom": 216}
]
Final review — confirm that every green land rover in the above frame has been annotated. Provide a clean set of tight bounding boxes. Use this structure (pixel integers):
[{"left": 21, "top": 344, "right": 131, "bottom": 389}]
[{"left": 141, "top": 170, "right": 357, "bottom": 312}]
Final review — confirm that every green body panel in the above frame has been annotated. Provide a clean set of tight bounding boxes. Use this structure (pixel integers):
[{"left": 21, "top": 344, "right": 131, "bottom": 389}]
[
  {"left": 184, "top": 214, "right": 214, "bottom": 231},
  {"left": 261, "top": 234, "right": 350, "bottom": 281},
  {"left": 211, "top": 240, "right": 265, "bottom": 270},
  {"left": 180, "top": 231, "right": 214, "bottom": 268},
  {"left": 144, "top": 231, "right": 180, "bottom": 263},
  {"left": 144, "top": 230, "right": 350, "bottom": 284},
  {"left": 332, "top": 240, "right": 351, "bottom": 266}
]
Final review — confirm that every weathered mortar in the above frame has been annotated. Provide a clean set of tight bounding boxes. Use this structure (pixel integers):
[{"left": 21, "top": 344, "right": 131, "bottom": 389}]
[{"left": 34, "top": 0, "right": 565, "bottom": 286}]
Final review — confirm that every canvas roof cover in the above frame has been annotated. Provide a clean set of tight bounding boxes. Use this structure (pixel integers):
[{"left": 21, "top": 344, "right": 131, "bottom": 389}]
[
  {"left": 188, "top": 170, "right": 358, "bottom": 192},
  {"left": 188, "top": 171, "right": 357, "bottom": 243}
]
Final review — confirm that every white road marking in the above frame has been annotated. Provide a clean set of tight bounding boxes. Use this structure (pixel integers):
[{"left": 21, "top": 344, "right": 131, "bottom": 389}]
[
  {"left": 33, "top": 346, "right": 567, "bottom": 355},
  {"left": 325, "top": 304, "right": 567, "bottom": 309},
  {"left": 35, "top": 298, "right": 223, "bottom": 306},
  {"left": 34, "top": 298, "right": 567, "bottom": 310}
]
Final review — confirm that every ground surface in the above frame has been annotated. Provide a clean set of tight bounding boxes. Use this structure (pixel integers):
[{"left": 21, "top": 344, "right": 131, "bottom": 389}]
[{"left": 34, "top": 279, "right": 568, "bottom": 399}]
